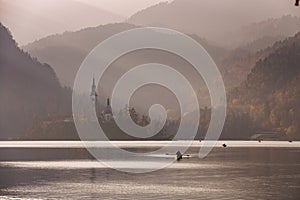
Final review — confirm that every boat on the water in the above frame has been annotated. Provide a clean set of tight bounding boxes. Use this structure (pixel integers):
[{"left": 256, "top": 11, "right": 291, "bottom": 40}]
[{"left": 175, "top": 151, "right": 183, "bottom": 161}]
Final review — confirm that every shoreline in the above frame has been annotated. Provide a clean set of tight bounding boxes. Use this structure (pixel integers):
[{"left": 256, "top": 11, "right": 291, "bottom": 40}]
[{"left": 0, "top": 140, "right": 299, "bottom": 148}]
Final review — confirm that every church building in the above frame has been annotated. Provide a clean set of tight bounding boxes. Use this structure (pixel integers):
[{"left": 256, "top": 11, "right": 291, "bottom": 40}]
[{"left": 90, "top": 77, "right": 113, "bottom": 122}]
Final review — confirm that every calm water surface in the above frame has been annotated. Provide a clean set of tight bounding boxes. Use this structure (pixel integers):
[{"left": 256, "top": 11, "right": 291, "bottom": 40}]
[{"left": 0, "top": 141, "right": 300, "bottom": 199}]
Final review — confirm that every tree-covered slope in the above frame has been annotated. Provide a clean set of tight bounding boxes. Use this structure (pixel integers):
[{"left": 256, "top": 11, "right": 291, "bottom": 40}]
[
  {"left": 230, "top": 32, "right": 300, "bottom": 139},
  {"left": 0, "top": 23, "right": 71, "bottom": 140}
]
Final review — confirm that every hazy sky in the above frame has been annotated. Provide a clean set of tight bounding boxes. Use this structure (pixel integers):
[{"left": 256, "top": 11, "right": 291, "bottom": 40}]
[
  {"left": 77, "top": 0, "right": 173, "bottom": 17},
  {"left": 0, "top": 0, "right": 171, "bottom": 45},
  {"left": 1, "top": 0, "right": 297, "bottom": 45}
]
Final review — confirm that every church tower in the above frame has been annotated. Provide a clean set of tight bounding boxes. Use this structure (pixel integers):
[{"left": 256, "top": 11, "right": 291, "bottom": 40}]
[
  {"left": 90, "top": 77, "right": 98, "bottom": 109},
  {"left": 102, "top": 98, "right": 113, "bottom": 122}
]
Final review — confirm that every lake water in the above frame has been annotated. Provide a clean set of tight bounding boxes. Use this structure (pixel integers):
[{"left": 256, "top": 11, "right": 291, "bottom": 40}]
[{"left": 1, "top": 141, "right": 300, "bottom": 199}]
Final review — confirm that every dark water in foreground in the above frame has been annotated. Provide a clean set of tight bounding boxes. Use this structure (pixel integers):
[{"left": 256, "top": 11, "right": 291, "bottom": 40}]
[{"left": 0, "top": 144, "right": 300, "bottom": 199}]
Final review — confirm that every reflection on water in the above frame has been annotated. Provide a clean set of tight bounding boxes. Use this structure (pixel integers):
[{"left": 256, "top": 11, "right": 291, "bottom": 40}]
[
  {"left": 0, "top": 143, "right": 300, "bottom": 199},
  {"left": 0, "top": 140, "right": 299, "bottom": 148}
]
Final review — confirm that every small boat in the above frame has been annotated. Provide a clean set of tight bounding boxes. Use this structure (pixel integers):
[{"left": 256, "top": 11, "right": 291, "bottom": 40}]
[{"left": 175, "top": 151, "right": 183, "bottom": 161}]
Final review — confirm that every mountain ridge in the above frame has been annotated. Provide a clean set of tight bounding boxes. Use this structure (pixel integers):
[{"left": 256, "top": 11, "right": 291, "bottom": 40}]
[
  {"left": 0, "top": 0, "right": 124, "bottom": 45},
  {"left": 23, "top": 23, "right": 227, "bottom": 88},
  {"left": 128, "top": 0, "right": 300, "bottom": 48},
  {"left": 0, "top": 23, "right": 71, "bottom": 140}
]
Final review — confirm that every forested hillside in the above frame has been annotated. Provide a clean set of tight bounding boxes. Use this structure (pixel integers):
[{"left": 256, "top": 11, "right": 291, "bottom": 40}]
[
  {"left": 229, "top": 32, "right": 300, "bottom": 139},
  {"left": 0, "top": 23, "right": 71, "bottom": 139}
]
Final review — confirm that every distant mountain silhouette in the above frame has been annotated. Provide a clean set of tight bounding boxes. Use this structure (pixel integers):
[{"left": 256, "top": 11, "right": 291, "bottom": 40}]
[
  {"left": 230, "top": 15, "right": 300, "bottom": 50},
  {"left": 23, "top": 23, "right": 137, "bottom": 87},
  {"left": 23, "top": 23, "right": 227, "bottom": 88},
  {"left": 0, "top": 23, "right": 71, "bottom": 140},
  {"left": 128, "top": 0, "right": 300, "bottom": 48},
  {"left": 230, "top": 32, "right": 300, "bottom": 139},
  {"left": 214, "top": 15, "right": 300, "bottom": 87},
  {"left": 0, "top": 0, "right": 124, "bottom": 45}
]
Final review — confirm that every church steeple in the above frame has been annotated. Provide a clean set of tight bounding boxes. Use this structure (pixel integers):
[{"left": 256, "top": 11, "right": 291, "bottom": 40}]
[
  {"left": 90, "top": 76, "right": 98, "bottom": 109},
  {"left": 91, "top": 76, "right": 97, "bottom": 97}
]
